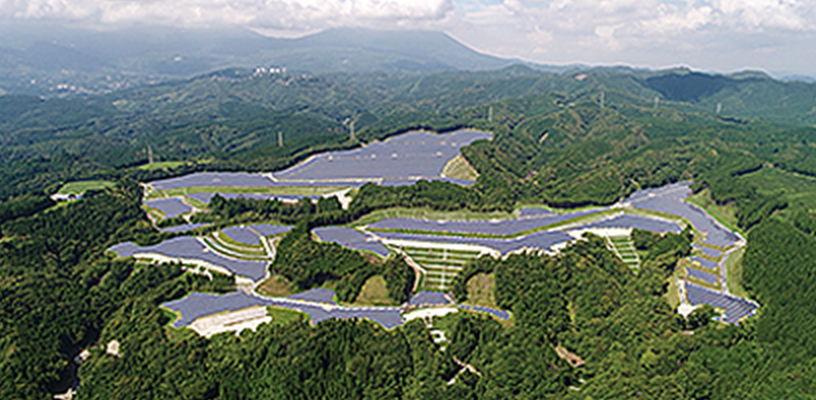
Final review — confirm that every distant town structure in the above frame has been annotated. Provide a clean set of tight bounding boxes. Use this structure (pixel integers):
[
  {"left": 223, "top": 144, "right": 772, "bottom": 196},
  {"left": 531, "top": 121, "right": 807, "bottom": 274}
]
[{"left": 254, "top": 66, "right": 286, "bottom": 76}]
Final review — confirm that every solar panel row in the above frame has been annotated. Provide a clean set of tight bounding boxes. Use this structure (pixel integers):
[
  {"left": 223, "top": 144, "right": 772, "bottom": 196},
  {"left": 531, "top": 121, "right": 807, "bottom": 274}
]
[{"left": 685, "top": 283, "right": 758, "bottom": 324}]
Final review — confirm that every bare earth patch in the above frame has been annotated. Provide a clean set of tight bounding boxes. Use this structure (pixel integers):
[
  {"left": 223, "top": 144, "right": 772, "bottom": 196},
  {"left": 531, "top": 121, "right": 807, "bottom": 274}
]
[
  {"left": 256, "top": 275, "right": 293, "bottom": 297},
  {"left": 466, "top": 273, "right": 498, "bottom": 309},
  {"left": 353, "top": 275, "right": 393, "bottom": 306}
]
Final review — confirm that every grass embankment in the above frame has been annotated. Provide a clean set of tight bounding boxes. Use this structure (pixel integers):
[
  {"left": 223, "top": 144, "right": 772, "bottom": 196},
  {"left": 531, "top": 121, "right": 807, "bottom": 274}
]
[
  {"left": 465, "top": 273, "right": 498, "bottom": 309},
  {"left": 256, "top": 275, "right": 294, "bottom": 297},
  {"left": 137, "top": 161, "right": 185, "bottom": 171},
  {"left": 57, "top": 180, "right": 115, "bottom": 195},
  {"left": 268, "top": 306, "right": 307, "bottom": 326},
  {"left": 442, "top": 155, "right": 479, "bottom": 181},
  {"left": 146, "top": 185, "right": 344, "bottom": 200},
  {"left": 725, "top": 247, "right": 748, "bottom": 298},
  {"left": 351, "top": 275, "right": 393, "bottom": 306}
]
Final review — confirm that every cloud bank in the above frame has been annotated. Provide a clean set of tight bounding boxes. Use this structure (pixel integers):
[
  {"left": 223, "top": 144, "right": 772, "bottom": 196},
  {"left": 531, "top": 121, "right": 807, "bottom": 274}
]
[{"left": 2, "top": 0, "right": 815, "bottom": 74}]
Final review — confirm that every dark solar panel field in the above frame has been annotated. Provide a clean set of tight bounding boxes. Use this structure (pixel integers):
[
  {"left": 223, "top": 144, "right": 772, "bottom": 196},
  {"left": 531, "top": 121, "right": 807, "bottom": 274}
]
[
  {"left": 690, "top": 256, "right": 719, "bottom": 270},
  {"left": 581, "top": 214, "right": 682, "bottom": 233},
  {"left": 162, "top": 291, "right": 405, "bottom": 330},
  {"left": 287, "top": 288, "right": 336, "bottom": 304},
  {"left": 108, "top": 237, "right": 268, "bottom": 281},
  {"left": 685, "top": 283, "right": 758, "bottom": 324},
  {"left": 693, "top": 244, "right": 722, "bottom": 259},
  {"left": 186, "top": 192, "right": 315, "bottom": 204},
  {"left": 407, "top": 291, "right": 452, "bottom": 306},
  {"left": 374, "top": 230, "right": 573, "bottom": 255},
  {"left": 273, "top": 130, "right": 492, "bottom": 185},
  {"left": 626, "top": 182, "right": 741, "bottom": 248},
  {"left": 313, "top": 227, "right": 390, "bottom": 257},
  {"left": 250, "top": 224, "right": 292, "bottom": 237},
  {"left": 150, "top": 173, "right": 278, "bottom": 190},
  {"left": 687, "top": 267, "right": 720, "bottom": 286},
  {"left": 460, "top": 305, "right": 511, "bottom": 320},
  {"left": 368, "top": 209, "right": 602, "bottom": 237},
  {"left": 223, "top": 226, "right": 262, "bottom": 245},
  {"left": 145, "top": 198, "right": 192, "bottom": 219},
  {"left": 160, "top": 223, "right": 210, "bottom": 233}
]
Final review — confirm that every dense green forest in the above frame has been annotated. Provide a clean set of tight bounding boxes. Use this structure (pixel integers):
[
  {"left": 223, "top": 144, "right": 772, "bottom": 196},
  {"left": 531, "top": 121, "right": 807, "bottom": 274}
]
[{"left": 3, "top": 65, "right": 816, "bottom": 399}]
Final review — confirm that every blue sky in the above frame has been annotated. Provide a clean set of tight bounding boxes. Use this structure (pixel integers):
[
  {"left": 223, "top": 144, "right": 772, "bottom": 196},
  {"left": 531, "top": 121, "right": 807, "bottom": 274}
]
[{"left": 2, "top": 0, "right": 814, "bottom": 75}]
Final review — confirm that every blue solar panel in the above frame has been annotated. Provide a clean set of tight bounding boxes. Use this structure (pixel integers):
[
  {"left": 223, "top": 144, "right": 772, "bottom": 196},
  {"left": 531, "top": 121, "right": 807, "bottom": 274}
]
[
  {"left": 693, "top": 244, "right": 722, "bottom": 259},
  {"left": 108, "top": 237, "right": 268, "bottom": 281},
  {"left": 687, "top": 267, "right": 719, "bottom": 285},
  {"left": 461, "top": 305, "right": 511, "bottom": 320},
  {"left": 581, "top": 214, "right": 681, "bottom": 233},
  {"left": 407, "top": 291, "right": 452, "bottom": 306},
  {"left": 162, "top": 291, "right": 405, "bottom": 330},
  {"left": 223, "top": 226, "right": 261, "bottom": 245},
  {"left": 287, "top": 288, "right": 336, "bottom": 304},
  {"left": 518, "top": 207, "right": 555, "bottom": 218},
  {"left": 250, "top": 224, "right": 292, "bottom": 237},
  {"left": 145, "top": 197, "right": 192, "bottom": 219},
  {"left": 685, "top": 283, "right": 758, "bottom": 324},
  {"left": 160, "top": 223, "right": 210, "bottom": 233},
  {"left": 186, "top": 192, "right": 314, "bottom": 204},
  {"left": 313, "top": 227, "right": 390, "bottom": 258},
  {"left": 690, "top": 256, "right": 719, "bottom": 271},
  {"left": 374, "top": 230, "right": 573, "bottom": 255}
]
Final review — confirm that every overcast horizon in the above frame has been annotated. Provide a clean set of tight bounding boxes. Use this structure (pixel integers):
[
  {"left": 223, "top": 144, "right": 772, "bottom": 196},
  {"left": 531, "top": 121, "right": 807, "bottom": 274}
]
[{"left": 2, "top": 0, "right": 815, "bottom": 77}]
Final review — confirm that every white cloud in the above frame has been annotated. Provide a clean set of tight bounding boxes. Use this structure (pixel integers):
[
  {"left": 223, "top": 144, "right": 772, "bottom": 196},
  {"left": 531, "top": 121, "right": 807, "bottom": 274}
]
[{"left": 1, "top": 0, "right": 454, "bottom": 29}]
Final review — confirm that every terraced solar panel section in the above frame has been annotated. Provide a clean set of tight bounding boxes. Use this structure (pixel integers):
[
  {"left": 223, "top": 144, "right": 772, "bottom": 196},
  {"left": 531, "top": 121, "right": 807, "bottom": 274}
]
[
  {"left": 685, "top": 283, "right": 758, "bottom": 324},
  {"left": 186, "top": 192, "right": 313, "bottom": 204},
  {"left": 687, "top": 267, "right": 720, "bottom": 286},
  {"left": 150, "top": 173, "right": 277, "bottom": 190},
  {"left": 250, "top": 224, "right": 292, "bottom": 237},
  {"left": 690, "top": 256, "right": 719, "bottom": 270},
  {"left": 223, "top": 226, "right": 261, "bottom": 246},
  {"left": 376, "top": 230, "right": 573, "bottom": 255},
  {"left": 287, "top": 288, "right": 336, "bottom": 304},
  {"left": 161, "top": 291, "right": 405, "bottom": 330},
  {"left": 693, "top": 244, "right": 722, "bottom": 259},
  {"left": 108, "top": 237, "right": 268, "bottom": 281},
  {"left": 163, "top": 292, "right": 262, "bottom": 328},
  {"left": 626, "top": 182, "right": 741, "bottom": 248},
  {"left": 460, "top": 305, "right": 511, "bottom": 320},
  {"left": 145, "top": 197, "right": 192, "bottom": 219},
  {"left": 160, "top": 223, "right": 211, "bottom": 233},
  {"left": 273, "top": 130, "right": 492, "bottom": 185},
  {"left": 408, "top": 291, "right": 452, "bottom": 306},
  {"left": 518, "top": 207, "right": 555, "bottom": 218},
  {"left": 582, "top": 214, "right": 682, "bottom": 233},
  {"left": 369, "top": 209, "right": 602, "bottom": 237},
  {"left": 313, "top": 227, "right": 390, "bottom": 257}
]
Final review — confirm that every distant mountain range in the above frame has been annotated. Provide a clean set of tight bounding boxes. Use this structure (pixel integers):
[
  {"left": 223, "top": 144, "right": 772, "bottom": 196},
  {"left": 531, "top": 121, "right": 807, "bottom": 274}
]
[{"left": 0, "top": 22, "right": 578, "bottom": 96}]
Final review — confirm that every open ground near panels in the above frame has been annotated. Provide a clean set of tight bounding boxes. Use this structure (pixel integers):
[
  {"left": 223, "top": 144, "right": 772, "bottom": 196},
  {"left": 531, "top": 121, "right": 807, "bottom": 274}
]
[
  {"left": 109, "top": 237, "right": 269, "bottom": 281},
  {"left": 145, "top": 197, "right": 192, "bottom": 219},
  {"left": 685, "top": 282, "right": 758, "bottom": 324},
  {"left": 313, "top": 227, "right": 390, "bottom": 258},
  {"left": 272, "top": 130, "right": 492, "bottom": 185}
]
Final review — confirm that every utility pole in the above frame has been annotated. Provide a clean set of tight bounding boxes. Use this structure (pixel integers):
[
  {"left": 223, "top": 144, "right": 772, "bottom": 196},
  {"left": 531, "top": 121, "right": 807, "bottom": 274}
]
[
  {"left": 350, "top": 120, "right": 355, "bottom": 142},
  {"left": 600, "top": 91, "right": 605, "bottom": 110},
  {"left": 278, "top": 131, "right": 283, "bottom": 147},
  {"left": 147, "top": 145, "right": 153, "bottom": 164},
  {"left": 654, "top": 96, "right": 659, "bottom": 109},
  {"left": 716, "top": 103, "right": 722, "bottom": 114},
  {"left": 488, "top": 106, "right": 493, "bottom": 123}
]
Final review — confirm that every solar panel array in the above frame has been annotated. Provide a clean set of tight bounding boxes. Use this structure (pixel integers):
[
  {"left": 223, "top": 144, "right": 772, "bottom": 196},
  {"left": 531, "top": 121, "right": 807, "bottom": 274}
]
[
  {"left": 162, "top": 291, "right": 405, "bottom": 330},
  {"left": 145, "top": 197, "right": 192, "bottom": 219},
  {"left": 160, "top": 223, "right": 210, "bottom": 234},
  {"left": 407, "top": 291, "right": 452, "bottom": 306},
  {"left": 460, "top": 304, "right": 511, "bottom": 320},
  {"left": 313, "top": 227, "right": 390, "bottom": 258},
  {"left": 375, "top": 230, "right": 573, "bottom": 255},
  {"left": 685, "top": 283, "right": 758, "bottom": 324},
  {"left": 287, "top": 288, "right": 336, "bottom": 304},
  {"left": 686, "top": 267, "right": 720, "bottom": 286},
  {"left": 109, "top": 237, "right": 269, "bottom": 281},
  {"left": 273, "top": 130, "right": 492, "bottom": 185},
  {"left": 223, "top": 226, "right": 262, "bottom": 245}
]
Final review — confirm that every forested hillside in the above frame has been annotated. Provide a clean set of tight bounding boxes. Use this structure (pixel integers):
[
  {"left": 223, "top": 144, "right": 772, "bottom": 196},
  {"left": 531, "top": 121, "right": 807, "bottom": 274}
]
[{"left": 3, "top": 64, "right": 816, "bottom": 399}]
